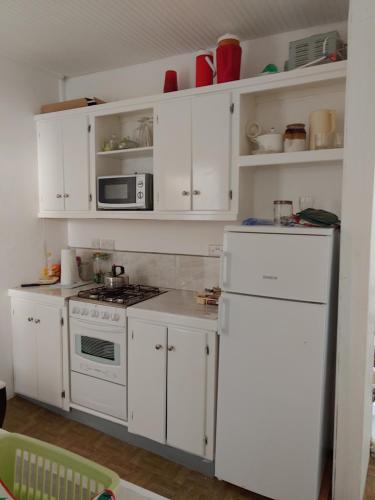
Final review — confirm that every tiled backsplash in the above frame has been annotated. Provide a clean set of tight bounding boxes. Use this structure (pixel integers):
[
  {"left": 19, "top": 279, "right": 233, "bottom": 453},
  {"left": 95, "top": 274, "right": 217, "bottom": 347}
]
[{"left": 75, "top": 249, "right": 220, "bottom": 291}]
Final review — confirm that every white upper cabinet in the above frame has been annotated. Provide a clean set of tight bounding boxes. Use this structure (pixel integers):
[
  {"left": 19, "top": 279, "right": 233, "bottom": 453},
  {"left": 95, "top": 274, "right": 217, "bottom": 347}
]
[
  {"left": 37, "top": 119, "right": 64, "bottom": 211},
  {"left": 37, "top": 114, "right": 90, "bottom": 212},
  {"left": 154, "top": 93, "right": 232, "bottom": 212},
  {"left": 61, "top": 115, "right": 90, "bottom": 211},
  {"left": 192, "top": 93, "right": 231, "bottom": 211},
  {"left": 154, "top": 98, "right": 192, "bottom": 211}
]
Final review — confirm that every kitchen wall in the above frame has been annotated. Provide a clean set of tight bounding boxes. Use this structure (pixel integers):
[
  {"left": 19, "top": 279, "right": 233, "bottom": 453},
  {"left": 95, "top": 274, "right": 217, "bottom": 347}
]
[
  {"left": 0, "top": 55, "right": 66, "bottom": 396},
  {"left": 66, "top": 21, "right": 347, "bottom": 255},
  {"left": 76, "top": 249, "right": 220, "bottom": 291},
  {"left": 65, "top": 21, "right": 347, "bottom": 101}
]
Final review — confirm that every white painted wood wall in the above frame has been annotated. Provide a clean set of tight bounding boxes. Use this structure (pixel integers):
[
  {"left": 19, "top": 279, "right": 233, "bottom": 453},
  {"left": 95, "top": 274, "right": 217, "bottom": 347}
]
[{"left": 334, "top": 1, "right": 375, "bottom": 498}]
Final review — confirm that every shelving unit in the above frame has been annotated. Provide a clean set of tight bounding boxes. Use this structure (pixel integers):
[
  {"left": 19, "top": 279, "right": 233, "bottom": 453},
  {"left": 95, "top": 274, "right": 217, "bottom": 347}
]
[
  {"left": 34, "top": 60, "right": 347, "bottom": 220},
  {"left": 238, "top": 148, "right": 344, "bottom": 167},
  {"left": 97, "top": 146, "right": 153, "bottom": 160}
]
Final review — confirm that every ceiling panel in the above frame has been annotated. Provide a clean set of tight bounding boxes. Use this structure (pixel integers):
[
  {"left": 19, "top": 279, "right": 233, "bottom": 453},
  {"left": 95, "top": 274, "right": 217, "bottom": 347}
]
[{"left": 0, "top": 0, "right": 349, "bottom": 77}]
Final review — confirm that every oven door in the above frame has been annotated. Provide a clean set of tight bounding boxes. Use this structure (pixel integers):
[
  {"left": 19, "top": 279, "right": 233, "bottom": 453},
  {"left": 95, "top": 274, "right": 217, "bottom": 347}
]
[
  {"left": 70, "top": 318, "right": 126, "bottom": 385},
  {"left": 97, "top": 176, "right": 142, "bottom": 209}
]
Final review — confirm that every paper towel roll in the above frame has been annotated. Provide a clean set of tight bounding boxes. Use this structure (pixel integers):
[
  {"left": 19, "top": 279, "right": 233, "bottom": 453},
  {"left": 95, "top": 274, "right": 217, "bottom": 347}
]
[{"left": 60, "top": 248, "right": 80, "bottom": 286}]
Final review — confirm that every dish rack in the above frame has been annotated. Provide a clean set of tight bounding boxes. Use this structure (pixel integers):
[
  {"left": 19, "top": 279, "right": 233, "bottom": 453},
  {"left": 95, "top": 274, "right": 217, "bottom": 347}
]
[{"left": 0, "top": 431, "right": 119, "bottom": 500}]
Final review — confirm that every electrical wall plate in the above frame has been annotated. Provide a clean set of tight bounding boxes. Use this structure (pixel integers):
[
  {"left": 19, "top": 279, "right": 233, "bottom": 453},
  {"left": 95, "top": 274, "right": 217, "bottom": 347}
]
[
  {"left": 208, "top": 244, "right": 223, "bottom": 257},
  {"left": 100, "top": 239, "right": 115, "bottom": 250}
]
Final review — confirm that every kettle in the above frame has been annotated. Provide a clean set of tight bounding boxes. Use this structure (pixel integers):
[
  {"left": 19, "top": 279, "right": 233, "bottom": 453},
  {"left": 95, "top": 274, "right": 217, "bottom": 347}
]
[
  {"left": 104, "top": 265, "right": 129, "bottom": 289},
  {"left": 246, "top": 122, "right": 283, "bottom": 154}
]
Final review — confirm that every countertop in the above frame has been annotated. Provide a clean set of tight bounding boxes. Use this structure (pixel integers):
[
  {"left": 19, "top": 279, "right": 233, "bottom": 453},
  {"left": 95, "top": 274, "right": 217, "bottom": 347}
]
[
  {"left": 8, "top": 283, "right": 95, "bottom": 306},
  {"left": 127, "top": 289, "right": 218, "bottom": 331},
  {"left": 8, "top": 286, "right": 218, "bottom": 331}
]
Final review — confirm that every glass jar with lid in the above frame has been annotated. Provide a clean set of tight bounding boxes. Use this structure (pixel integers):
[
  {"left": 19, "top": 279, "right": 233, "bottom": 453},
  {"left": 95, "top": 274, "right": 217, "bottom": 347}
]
[
  {"left": 92, "top": 252, "right": 112, "bottom": 284},
  {"left": 273, "top": 200, "right": 293, "bottom": 226}
]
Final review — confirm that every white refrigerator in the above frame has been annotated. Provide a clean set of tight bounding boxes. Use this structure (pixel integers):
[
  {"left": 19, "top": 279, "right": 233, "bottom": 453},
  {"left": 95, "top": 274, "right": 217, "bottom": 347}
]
[{"left": 215, "top": 226, "right": 338, "bottom": 500}]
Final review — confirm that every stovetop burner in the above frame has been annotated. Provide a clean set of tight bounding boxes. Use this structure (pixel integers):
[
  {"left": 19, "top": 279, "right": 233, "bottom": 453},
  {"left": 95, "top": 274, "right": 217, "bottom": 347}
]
[{"left": 77, "top": 284, "right": 164, "bottom": 307}]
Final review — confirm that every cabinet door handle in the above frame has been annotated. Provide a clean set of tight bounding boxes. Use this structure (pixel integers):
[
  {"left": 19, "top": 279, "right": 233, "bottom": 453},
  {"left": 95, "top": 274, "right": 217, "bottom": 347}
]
[
  {"left": 56, "top": 194, "right": 62, "bottom": 198},
  {"left": 34, "top": 319, "right": 40, "bottom": 324},
  {"left": 193, "top": 190, "right": 201, "bottom": 195},
  {"left": 155, "top": 344, "right": 163, "bottom": 350},
  {"left": 63, "top": 193, "right": 69, "bottom": 198},
  {"left": 167, "top": 346, "right": 175, "bottom": 352},
  {"left": 181, "top": 190, "right": 190, "bottom": 196},
  {"left": 27, "top": 317, "right": 33, "bottom": 322}
]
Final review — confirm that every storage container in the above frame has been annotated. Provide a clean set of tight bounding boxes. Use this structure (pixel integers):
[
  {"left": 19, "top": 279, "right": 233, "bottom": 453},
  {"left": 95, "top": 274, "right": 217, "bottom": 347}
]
[{"left": 0, "top": 431, "right": 119, "bottom": 500}]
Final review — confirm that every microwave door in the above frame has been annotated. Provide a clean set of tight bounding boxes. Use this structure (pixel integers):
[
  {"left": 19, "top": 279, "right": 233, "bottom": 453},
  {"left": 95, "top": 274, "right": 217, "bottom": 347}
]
[{"left": 98, "top": 177, "right": 138, "bottom": 209}]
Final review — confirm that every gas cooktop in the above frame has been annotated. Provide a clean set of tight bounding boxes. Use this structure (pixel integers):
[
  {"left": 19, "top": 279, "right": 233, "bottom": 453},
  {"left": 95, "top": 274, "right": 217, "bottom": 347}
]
[{"left": 75, "top": 284, "right": 165, "bottom": 307}]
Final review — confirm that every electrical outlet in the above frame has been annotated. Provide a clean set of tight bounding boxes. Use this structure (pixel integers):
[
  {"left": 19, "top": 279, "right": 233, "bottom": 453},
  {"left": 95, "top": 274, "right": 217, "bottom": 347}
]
[
  {"left": 91, "top": 238, "right": 100, "bottom": 249},
  {"left": 208, "top": 244, "right": 223, "bottom": 257},
  {"left": 100, "top": 239, "right": 115, "bottom": 250}
]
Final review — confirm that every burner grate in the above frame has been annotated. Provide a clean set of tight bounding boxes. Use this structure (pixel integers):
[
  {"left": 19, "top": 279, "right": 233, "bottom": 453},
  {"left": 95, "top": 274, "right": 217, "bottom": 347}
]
[{"left": 77, "top": 284, "right": 164, "bottom": 306}]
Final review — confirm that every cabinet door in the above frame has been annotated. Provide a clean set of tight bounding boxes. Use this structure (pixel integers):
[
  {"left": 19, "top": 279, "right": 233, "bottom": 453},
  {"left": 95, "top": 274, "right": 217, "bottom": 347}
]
[
  {"left": 37, "top": 120, "right": 64, "bottom": 211},
  {"left": 154, "top": 99, "right": 192, "bottom": 211},
  {"left": 128, "top": 319, "right": 167, "bottom": 443},
  {"left": 35, "top": 303, "right": 63, "bottom": 408},
  {"left": 11, "top": 299, "right": 38, "bottom": 399},
  {"left": 62, "top": 115, "right": 90, "bottom": 211},
  {"left": 192, "top": 93, "right": 231, "bottom": 211},
  {"left": 167, "top": 327, "right": 207, "bottom": 456}
]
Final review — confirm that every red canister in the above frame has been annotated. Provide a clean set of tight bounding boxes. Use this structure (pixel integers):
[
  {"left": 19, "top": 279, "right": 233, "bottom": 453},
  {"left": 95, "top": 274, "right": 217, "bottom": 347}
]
[
  {"left": 216, "top": 34, "right": 242, "bottom": 83},
  {"left": 195, "top": 50, "right": 216, "bottom": 87}
]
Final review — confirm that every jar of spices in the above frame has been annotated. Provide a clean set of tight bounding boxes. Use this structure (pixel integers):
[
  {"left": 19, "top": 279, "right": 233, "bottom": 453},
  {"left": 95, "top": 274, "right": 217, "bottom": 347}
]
[
  {"left": 284, "top": 123, "right": 306, "bottom": 152},
  {"left": 273, "top": 200, "right": 293, "bottom": 226},
  {"left": 92, "top": 252, "right": 112, "bottom": 284}
]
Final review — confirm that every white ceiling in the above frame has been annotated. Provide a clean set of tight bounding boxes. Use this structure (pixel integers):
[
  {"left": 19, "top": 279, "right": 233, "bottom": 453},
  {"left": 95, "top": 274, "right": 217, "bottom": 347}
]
[{"left": 0, "top": 0, "right": 349, "bottom": 78}]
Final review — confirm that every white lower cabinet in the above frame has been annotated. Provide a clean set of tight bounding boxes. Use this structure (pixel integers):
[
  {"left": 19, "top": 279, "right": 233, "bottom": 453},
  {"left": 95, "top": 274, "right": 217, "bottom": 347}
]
[
  {"left": 128, "top": 318, "right": 217, "bottom": 459},
  {"left": 11, "top": 298, "right": 64, "bottom": 409},
  {"left": 128, "top": 321, "right": 167, "bottom": 443}
]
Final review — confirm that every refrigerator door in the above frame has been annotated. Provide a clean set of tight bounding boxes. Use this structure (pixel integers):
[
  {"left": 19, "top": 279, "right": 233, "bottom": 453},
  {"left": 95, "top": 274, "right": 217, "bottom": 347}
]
[
  {"left": 216, "top": 292, "right": 328, "bottom": 500},
  {"left": 221, "top": 231, "right": 332, "bottom": 303}
]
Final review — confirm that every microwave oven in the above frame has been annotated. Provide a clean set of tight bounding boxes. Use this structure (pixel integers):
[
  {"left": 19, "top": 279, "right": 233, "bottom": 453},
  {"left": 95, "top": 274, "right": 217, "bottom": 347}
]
[{"left": 97, "top": 174, "right": 153, "bottom": 210}]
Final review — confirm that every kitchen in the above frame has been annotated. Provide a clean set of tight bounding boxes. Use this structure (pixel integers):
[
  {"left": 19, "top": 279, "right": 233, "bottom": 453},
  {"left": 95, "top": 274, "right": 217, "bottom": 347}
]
[{"left": 0, "top": 1, "right": 374, "bottom": 499}]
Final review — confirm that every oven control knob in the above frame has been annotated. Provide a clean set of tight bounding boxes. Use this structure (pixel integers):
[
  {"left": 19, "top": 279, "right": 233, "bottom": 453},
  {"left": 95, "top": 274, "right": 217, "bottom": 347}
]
[
  {"left": 83, "top": 309, "right": 89, "bottom": 316},
  {"left": 137, "top": 181, "right": 144, "bottom": 188},
  {"left": 137, "top": 191, "right": 144, "bottom": 199},
  {"left": 102, "top": 312, "right": 110, "bottom": 319},
  {"left": 111, "top": 313, "right": 120, "bottom": 321},
  {"left": 91, "top": 310, "right": 99, "bottom": 318},
  {"left": 80, "top": 309, "right": 87, "bottom": 316}
]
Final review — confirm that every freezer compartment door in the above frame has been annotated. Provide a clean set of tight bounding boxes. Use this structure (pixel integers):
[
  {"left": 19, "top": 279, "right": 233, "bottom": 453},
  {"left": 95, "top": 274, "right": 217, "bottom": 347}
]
[
  {"left": 216, "top": 293, "right": 329, "bottom": 500},
  {"left": 221, "top": 231, "right": 332, "bottom": 302}
]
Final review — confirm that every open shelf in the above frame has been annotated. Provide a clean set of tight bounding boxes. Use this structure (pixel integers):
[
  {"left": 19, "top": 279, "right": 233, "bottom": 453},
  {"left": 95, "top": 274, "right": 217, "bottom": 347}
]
[
  {"left": 96, "top": 146, "right": 153, "bottom": 160},
  {"left": 238, "top": 148, "right": 344, "bottom": 167}
]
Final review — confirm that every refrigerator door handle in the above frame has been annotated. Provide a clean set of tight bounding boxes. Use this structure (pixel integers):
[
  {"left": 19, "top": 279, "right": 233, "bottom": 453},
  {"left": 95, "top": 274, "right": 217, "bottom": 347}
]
[
  {"left": 218, "top": 296, "right": 229, "bottom": 335},
  {"left": 220, "top": 252, "right": 229, "bottom": 288}
]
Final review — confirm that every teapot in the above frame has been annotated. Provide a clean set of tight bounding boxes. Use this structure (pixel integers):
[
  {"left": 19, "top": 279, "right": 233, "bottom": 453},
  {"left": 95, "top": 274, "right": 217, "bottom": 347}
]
[{"left": 246, "top": 122, "right": 283, "bottom": 154}]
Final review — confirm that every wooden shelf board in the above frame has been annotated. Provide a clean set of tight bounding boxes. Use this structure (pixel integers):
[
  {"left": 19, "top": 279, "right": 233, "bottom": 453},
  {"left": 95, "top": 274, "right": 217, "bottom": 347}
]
[
  {"left": 238, "top": 148, "right": 344, "bottom": 167},
  {"left": 97, "top": 146, "right": 153, "bottom": 159}
]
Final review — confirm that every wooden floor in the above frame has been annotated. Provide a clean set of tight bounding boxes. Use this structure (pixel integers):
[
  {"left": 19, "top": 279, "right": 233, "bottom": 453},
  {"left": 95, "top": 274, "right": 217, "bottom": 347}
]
[{"left": 3, "top": 397, "right": 337, "bottom": 500}]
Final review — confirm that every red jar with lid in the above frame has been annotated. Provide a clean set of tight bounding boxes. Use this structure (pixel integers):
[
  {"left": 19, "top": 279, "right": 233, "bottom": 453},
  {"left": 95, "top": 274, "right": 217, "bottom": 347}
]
[{"left": 216, "top": 34, "right": 242, "bottom": 83}]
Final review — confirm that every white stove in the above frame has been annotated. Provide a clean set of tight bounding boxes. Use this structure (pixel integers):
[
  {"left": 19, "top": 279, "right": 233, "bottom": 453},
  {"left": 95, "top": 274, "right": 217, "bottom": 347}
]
[{"left": 69, "top": 285, "right": 165, "bottom": 422}]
